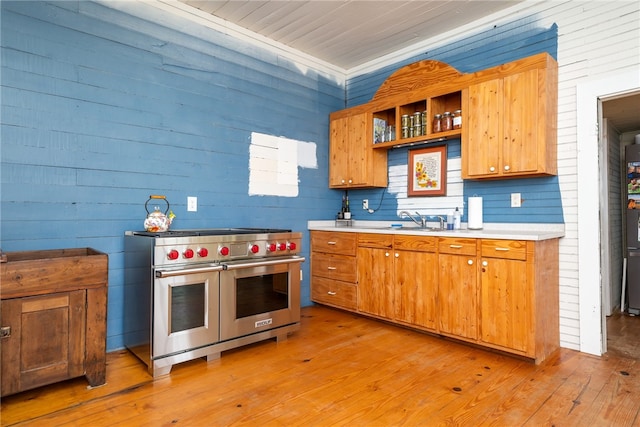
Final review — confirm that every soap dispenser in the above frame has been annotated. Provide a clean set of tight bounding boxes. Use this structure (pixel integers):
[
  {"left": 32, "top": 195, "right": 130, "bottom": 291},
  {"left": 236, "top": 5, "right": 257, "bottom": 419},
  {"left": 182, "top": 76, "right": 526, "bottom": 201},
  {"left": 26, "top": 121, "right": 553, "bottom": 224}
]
[{"left": 453, "top": 207, "right": 461, "bottom": 230}]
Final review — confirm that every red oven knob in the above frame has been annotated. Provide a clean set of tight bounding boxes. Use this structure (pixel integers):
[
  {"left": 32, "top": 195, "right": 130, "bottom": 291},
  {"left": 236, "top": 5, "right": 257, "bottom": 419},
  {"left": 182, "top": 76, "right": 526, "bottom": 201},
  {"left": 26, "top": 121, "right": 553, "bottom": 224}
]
[
  {"left": 219, "top": 246, "right": 230, "bottom": 256},
  {"left": 168, "top": 249, "right": 179, "bottom": 260},
  {"left": 278, "top": 242, "right": 287, "bottom": 251},
  {"left": 287, "top": 242, "right": 297, "bottom": 251},
  {"left": 198, "top": 248, "right": 209, "bottom": 258},
  {"left": 267, "top": 243, "right": 277, "bottom": 252},
  {"left": 183, "top": 248, "right": 194, "bottom": 259},
  {"left": 250, "top": 244, "right": 259, "bottom": 254}
]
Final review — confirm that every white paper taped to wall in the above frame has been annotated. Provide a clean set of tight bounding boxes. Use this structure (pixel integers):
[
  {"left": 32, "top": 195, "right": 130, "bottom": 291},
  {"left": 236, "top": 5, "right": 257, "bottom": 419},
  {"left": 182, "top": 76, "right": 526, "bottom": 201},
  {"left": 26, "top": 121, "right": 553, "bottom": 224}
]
[{"left": 249, "top": 132, "right": 317, "bottom": 197}]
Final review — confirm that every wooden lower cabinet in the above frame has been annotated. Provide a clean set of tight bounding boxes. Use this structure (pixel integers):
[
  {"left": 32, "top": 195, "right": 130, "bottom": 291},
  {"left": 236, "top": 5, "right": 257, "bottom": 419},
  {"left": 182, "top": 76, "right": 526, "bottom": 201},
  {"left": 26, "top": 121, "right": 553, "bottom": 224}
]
[
  {"left": 1, "top": 291, "right": 86, "bottom": 395},
  {"left": 480, "top": 256, "right": 529, "bottom": 351},
  {"left": 437, "top": 238, "right": 479, "bottom": 340},
  {"left": 356, "top": 234, "right": 394, "bottom": 319},
  {"left": 1, "top": 248, "right": 108, "bottom": 396},
  {"left": 310, "top": 231, "right": 559, "bottom": 363},
  {"left": 479, "top": 239, "right": 559, "bottom": 361},
  {"left": 310, "top": 231, "right": 358, "bottom": 311},
  {"left": 394, "top": 236, "right": 438, "bottom": 330}
]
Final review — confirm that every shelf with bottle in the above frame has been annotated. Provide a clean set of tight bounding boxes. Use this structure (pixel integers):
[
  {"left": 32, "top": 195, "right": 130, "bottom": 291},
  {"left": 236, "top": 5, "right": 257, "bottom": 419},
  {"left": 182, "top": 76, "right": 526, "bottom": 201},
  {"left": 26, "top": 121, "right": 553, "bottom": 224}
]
[
  {"left": 373, "top": 108, "right": 396, "bottom": 145},
  {"left": 372, "top": 90, "right": 462, "bottom": 150}
]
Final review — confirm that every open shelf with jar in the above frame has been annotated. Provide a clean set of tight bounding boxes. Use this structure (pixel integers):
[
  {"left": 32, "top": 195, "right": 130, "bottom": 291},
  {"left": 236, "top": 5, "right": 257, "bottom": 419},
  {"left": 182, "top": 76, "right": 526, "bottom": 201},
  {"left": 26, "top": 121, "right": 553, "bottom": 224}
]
[
  {"left": 372, "top": 90, "right": 462, "bottom": 150},
  {"left": 373, "top": 107, "right": 396, "bottom": 144}
]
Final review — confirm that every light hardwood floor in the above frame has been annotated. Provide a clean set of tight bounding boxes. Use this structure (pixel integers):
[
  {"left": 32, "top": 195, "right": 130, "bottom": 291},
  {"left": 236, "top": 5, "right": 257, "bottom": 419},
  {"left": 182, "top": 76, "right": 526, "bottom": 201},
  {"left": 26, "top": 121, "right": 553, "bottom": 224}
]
[{"left": 2, "top": 305, "right": 639, "bottom": 426}]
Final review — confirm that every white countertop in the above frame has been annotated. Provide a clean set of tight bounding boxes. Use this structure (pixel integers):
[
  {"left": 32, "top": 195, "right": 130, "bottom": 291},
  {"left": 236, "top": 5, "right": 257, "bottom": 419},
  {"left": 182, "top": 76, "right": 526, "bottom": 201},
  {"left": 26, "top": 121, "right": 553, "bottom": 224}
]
[{"left": 307, "top": 220, "right": 565, "bottom": 241}]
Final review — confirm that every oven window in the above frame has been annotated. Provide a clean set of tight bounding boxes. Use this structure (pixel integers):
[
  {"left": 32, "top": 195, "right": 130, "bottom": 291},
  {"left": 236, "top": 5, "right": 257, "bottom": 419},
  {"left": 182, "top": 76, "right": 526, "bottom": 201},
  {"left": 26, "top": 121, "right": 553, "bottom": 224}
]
[
  {"left": 236, "top": 272, "right": 288, "bottom": 318},
  {"left": 170, "top": 283, "right": 205, "bottom": 333}
]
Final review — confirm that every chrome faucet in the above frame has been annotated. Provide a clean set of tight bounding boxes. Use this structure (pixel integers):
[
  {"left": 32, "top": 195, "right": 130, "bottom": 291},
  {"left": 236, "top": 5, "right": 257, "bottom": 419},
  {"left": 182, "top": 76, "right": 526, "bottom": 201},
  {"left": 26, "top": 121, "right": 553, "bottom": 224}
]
[
  {"left": 399, "top": 211, "right": 427, "bottom": 228},
  {"left": 432, "top": 215, "right": 446, "bottom": 230}
]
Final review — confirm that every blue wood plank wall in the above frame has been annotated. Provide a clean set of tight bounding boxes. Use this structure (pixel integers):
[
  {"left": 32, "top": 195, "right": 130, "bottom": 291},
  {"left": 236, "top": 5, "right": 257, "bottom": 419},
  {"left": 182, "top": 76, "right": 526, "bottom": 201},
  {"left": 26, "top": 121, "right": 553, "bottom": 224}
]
[
  {"left": 1, "top": 2, "right": 562, "bottom": 352},
  {"left": 344, "top": 22, "right": 563, "bottom": 225},
  {"left": 0, "top": 1, "right": 343, "bottom": 351}
]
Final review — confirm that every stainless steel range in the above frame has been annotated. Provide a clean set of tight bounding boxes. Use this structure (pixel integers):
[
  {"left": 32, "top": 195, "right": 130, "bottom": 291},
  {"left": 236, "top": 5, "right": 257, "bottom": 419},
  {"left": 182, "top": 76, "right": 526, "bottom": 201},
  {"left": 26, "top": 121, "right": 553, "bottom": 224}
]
[{"left": 124, "top": 228, "right": 304, "bottom": 377}]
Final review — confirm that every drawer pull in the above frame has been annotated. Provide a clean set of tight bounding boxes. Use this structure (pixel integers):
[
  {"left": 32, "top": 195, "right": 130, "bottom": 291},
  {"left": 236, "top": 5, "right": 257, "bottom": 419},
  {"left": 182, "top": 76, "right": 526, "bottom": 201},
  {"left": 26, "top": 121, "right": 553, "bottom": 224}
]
[
  {"left": 327, "top": 291, "right": 337, "bottom": 296},
  {"left": 495, "top": 247, "right": 510, "bottom": 251},
  {"left": 449, "top": 244, "right": 463, "bottom": 249},
  {"left": 327, "top": 266, "right": 337, "bottom": 270},
  {"left": 327, "top": 241, "right": 337, "bottom": 245}
]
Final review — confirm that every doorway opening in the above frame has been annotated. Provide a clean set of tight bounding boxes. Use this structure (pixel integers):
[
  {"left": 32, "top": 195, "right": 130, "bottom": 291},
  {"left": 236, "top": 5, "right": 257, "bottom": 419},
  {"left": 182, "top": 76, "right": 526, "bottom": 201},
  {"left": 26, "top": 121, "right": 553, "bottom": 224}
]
[{"left": 600, "top": 91, "right": 640, "bottom": 359}]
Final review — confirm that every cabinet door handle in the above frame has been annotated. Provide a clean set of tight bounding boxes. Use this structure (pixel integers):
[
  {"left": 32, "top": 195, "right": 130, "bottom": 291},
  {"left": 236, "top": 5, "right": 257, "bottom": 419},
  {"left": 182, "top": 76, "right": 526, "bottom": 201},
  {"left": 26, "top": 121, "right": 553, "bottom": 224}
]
[
  {"left": 327, "top": 266, "right": 337, "bottom": 270},
  {"left": 385, "top": 252, "right": 389, "bottom": 257},
  {"left": 449, "top": 244, "right": 463, "bottom": 249},
  {"left": 327, "top": 291, "right": 337, "bottom": 296},
  {"left": 504, "top": 165, "right": 511, "bottom": 171},
  {"left": 395, "top": 253, "right": 399, "bottom": 258},
  {"left": 468, "top": 259, "right": 474, "bottom": 265},
  {"left": 489, "top": 166, "right": 496, "bottom": 172},
  {"left": 494, "top": 247, "right": 510, "bottom": 251},
  {"left": 0, "top": 326, "right": 11, "bottom": 338},
  {"left": 482, "top": 260, "right": 488, "bottom": 267},
  {"left": 327, "top": 241, "right": 337, "bottom": 245}
]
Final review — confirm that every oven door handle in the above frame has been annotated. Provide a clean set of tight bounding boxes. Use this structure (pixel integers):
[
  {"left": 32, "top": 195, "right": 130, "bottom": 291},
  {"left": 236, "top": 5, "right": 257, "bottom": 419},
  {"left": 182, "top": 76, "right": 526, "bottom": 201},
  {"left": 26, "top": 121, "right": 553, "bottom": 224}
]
[
  {"left": 223, "top": 256, "right": 305, "bottom": 270},
  {"left": 155, "top": 265, "right": 225, "bottom": 278}
]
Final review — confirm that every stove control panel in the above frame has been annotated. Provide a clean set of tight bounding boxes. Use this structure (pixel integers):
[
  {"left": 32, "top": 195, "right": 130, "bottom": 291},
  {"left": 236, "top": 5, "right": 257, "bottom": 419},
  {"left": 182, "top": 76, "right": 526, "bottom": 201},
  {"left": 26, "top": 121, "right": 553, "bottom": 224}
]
[{"left": 151, "top": 232, "right": 302, "bottom": 266}]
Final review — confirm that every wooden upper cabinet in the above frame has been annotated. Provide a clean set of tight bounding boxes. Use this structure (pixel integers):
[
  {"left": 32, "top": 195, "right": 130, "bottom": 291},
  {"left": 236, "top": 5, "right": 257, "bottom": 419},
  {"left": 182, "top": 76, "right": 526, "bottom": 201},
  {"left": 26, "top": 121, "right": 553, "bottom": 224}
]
[
  {"left": 328, "top": 53, "right": 558, "bottom": 183},
  {"left": 329, "top": 110, "right": 387, "bottom": 188},
  {"left": 463, "top": 55, "right": 558, "bottom": 179}
]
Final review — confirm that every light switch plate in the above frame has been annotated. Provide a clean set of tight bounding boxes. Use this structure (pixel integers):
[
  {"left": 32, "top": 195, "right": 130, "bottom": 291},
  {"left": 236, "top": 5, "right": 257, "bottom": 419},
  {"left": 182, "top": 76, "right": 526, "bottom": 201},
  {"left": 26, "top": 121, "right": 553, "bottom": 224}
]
[
  {"left": 187, "top": 196, "right": 197, "bottom": 212},
  {"left": 511, "top": 193, "right": 521, "bottom": 208}
]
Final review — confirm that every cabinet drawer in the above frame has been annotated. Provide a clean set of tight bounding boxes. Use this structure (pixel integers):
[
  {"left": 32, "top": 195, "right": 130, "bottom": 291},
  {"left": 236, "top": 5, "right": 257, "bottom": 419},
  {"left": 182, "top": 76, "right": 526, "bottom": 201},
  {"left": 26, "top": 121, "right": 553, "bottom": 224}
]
[
  {"left": 394, "top": 235, "right": 436, "bottom": 252},
  {"left": 481, "top": 239, "right": 527, "bottom": 260},
  {"left": 311, "top": 231, "right": 357, "bottom": 255},
  {"left": 357, "top": 233, "right": 393, "bottom": 249},
  {"left": 311, "top": 276, "right": 357, "bottom": 311},
  {"left": 311, "top": 253, "right": 357, "bottom": 282},
  {"left": 438, "top": 237, "right": 477, "bottom": 256}
]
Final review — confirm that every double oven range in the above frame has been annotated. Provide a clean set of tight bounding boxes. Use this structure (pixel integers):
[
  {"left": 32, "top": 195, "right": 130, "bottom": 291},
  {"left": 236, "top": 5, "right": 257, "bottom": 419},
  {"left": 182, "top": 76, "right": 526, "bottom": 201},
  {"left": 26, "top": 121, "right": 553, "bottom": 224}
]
[{"left": 124, "top": 228, "right": 304, "bottom": 377}]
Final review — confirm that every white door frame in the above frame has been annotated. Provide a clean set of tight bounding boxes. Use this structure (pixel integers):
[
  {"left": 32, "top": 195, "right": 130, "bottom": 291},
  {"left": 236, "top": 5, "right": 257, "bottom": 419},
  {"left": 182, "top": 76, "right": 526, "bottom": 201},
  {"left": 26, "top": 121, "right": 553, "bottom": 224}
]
[{"left": 576, "top": 70, "right": 640, "bottom": 355}]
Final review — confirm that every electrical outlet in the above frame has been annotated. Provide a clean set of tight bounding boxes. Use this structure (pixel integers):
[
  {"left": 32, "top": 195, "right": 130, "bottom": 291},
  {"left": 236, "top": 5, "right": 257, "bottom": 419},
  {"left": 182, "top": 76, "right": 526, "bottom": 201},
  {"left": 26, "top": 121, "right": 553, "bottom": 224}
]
[
  {"left": 362, "top": 199, "right": 369, "bottom": 210},
  {"left": 511, "top": 193, "right": 521, "bottom": 208},
  {"left": 187, "top": 196, "right": 197, "bottom": 212}
]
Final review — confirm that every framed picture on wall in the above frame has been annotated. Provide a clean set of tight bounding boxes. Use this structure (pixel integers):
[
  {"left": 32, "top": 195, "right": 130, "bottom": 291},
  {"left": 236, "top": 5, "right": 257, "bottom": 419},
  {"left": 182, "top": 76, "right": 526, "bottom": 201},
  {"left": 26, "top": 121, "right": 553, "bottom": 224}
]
[{"left": 408, "top": 145, "right": 447, "bottom": 197}]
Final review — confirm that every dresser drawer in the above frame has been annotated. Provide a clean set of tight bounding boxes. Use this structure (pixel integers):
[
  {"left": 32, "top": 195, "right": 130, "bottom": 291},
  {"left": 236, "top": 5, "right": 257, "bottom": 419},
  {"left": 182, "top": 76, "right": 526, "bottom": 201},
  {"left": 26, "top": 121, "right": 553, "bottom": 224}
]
[
  {"left": 311, "top": 231, "right": 357, "bottom": 255},
  {"left": 311, "top": 276, "right": 357, "bottom": 310},
  {"left": 438, "top": 237, "right": 477, "bottom": 256},
  {"left": 481, "top": 239, "right": 527, "bottom": 260},
  {"left": 311, "top": 252, "right": 357, "bottom": 282},
  {"left": 357, "top": 233, "right": 393, "bottom": 249},
  {"left": 394, "top": 235, "right": 436, "bottom": 252}
]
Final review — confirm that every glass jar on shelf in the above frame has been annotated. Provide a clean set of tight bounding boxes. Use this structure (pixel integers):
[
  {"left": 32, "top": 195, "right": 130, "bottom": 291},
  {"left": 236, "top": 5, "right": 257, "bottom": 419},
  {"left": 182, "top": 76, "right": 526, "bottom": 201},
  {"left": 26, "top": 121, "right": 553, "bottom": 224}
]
[
  {"left": 442, "top": 112, "right": 452, "bottom": 132},
  {"left": 432, "top": 114, "right": 442, "bottom": 133},
  {"left": 452, "top": 109, "right": 462, "bottom": 130},
  {"left": 413, "top": 112, "right": 422, "bottom": 136}
]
